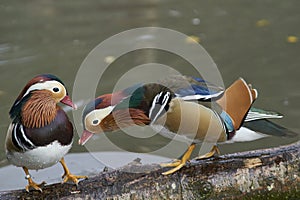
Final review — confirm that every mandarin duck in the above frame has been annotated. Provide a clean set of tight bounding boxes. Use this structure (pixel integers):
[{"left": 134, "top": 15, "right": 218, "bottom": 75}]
[
  {"left": 5, "top": 74, "right": 87, "bottom": 192},
  {"left": 79, "top": 75, "right": 283, "bottom": 175}
]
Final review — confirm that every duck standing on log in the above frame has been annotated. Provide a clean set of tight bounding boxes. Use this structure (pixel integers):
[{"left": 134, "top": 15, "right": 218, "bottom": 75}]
[
  {"left": 5, "top": 74, "right": 87, "bottom": 192},
  {"left": 79, "top": 75, "right": 283, "bottom": 175}
]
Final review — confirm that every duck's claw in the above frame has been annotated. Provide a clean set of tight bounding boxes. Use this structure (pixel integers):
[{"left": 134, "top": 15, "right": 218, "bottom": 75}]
[
  {"left": 62, "top": 173, "right": 87, "bottom": 185},
  {"left": 22, "top": 166, "right": 46, "bottom": 192},
  {"left": 195, "top": 145, "right": 220, "bottom": 160},
  {"left": 160, "top": 159, "right": 181, "bottom": 167},
  {"left": 25, "top": 179, "right": 46, "bottom": 192},
  {"left": 59, "top": 157, "right": 87, "bottom": 186},
  {"left": 162, "top": 163, "right": 187, "bottom": 175},
  {"left": 161, "top": 144, "right": 195, "bottom": 175}
]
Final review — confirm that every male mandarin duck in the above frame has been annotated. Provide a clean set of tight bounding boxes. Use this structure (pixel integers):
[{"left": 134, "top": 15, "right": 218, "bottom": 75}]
[
  {"left": 5, "top": 74, "right": 87, "bottom": 192},
  {"left": 79, "top": 75, "right": 283, "bottom": 175}
]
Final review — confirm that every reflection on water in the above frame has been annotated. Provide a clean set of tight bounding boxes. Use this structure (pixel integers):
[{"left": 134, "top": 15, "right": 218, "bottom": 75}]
[{"left": 0, "top": 0, "right": 299, "bottom": 191}]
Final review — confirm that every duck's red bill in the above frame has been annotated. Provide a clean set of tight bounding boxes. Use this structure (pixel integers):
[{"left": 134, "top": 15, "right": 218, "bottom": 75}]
[
  {"left": 61, "top": 95, "right": 77, "bottom": 109},
  {"left": 79, "top": 130, "right": 94, "bottom": 145}
]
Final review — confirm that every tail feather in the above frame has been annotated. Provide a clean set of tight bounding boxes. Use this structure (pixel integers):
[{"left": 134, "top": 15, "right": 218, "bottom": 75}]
[
  {"left": 246, "top": 108, "right": 283, "bottom": 122},
  {"left": 244, "top": 119, "right": 298, "bottom": 138}
]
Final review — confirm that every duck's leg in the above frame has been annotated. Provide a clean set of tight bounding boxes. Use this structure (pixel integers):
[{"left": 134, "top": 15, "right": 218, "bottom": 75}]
[
  {"left": 59, "top": 157, "right": 87, "bottom": 185},
  {"left": 195, "top": 145, "right": 220, "bottom": 160},
  {"left": 160, "top": 159, "right": 182, "bottom": 167},
  {"left": 22, "top": 166, "right": 46, "bottom": 192},
  {"left": 161, "top": 144, "right": 195, "bottom": 175}
]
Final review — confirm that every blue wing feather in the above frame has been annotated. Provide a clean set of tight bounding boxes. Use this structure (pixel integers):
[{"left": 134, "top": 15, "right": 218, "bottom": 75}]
[{"left": 174, "top": 76, "right": 224, "bottom": 101}]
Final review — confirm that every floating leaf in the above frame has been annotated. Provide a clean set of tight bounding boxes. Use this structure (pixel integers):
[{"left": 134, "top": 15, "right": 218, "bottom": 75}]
[
  {"left": 287, "top": 36, "right": 298, "bottom": 43},
  {"left": 256, "top": 19, "right": 270, "bottom": 27}
]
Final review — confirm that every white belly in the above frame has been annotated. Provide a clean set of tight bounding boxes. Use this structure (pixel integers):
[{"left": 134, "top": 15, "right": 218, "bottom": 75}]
[
  {"left": 226, "top": 127, "right": 268, "bottom": 143},
  {"left": 6, "top": 141, "right": 72, "bottom": 170}
]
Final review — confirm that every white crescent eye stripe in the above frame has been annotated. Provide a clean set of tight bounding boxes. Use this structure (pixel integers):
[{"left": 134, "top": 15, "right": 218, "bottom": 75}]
[
  {"left": 85, "top": 106, "right": 115, "bottom": 126},
  {"left": 22, "top": 80, "right": 65, "bottom": 99}
]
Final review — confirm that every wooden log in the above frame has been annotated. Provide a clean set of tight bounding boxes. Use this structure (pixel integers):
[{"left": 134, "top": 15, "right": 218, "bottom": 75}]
[{"left": 0, "top": 140, "right": 299, "bottom": 200}]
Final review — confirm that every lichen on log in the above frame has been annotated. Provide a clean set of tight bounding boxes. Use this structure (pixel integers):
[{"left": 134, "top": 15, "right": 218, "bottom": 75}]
[{"left": 0, "top": 141, "right": 299, "bottom": 200}]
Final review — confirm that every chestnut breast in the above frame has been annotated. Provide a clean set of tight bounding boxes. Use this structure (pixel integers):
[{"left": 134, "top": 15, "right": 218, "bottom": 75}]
[{"left": 25, "top": 108, "right": 73, "bottom": 146}]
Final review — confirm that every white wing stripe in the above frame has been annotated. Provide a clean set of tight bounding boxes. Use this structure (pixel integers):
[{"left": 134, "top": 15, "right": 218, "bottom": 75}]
[
  {"left": 180, "top": 91, "right": 224, "bottom": 101},
  {"left": 152, "top": 92, "right": 170, "bottom": 123},
  {"left": 11, "top": 123, "right": 35, "bottom": 151},
  {"left": 148, "top": 92, "right": 162, "bottom": 119},
  {"left": 245, "top": 111, "right": 283, "bottom": 122},
  {"left": 13, "top": 124, "right": 23, "bottom": 149},
  {"left": 20, "top": 124, "right": 35, "bottom": 147}
]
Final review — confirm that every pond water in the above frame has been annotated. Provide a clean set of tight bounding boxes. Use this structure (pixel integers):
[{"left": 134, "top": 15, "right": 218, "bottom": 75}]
[{"left": 0, "top": 0, "right": 299, "bottom": 191}]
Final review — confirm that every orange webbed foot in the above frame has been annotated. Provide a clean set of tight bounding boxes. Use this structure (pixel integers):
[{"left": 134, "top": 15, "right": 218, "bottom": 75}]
[
  {"left": 59, "top": 157, "right": 87, "bottom": 186},
  {"left": 22, "top": 166, "right": 46, "bottom": 192},
  {"left": 161, "top": 144, "right": 195, "bottom": 175}
]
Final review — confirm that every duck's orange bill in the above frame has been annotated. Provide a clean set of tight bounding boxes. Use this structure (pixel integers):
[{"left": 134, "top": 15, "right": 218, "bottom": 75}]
[
  {"left": 61, "top": 95, "right": 77, "bottom": 110},
  {"left": 79, "top": 130, "right": 93, "bottom": 145}
]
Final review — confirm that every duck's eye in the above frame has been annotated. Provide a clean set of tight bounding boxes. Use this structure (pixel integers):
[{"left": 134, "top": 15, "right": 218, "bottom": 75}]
[
  {"left": 92, "top": 119, "right": 99, "bottom": 125},
  {"left": 53, "top": 87, "right": 60, "bottom": 93}
]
